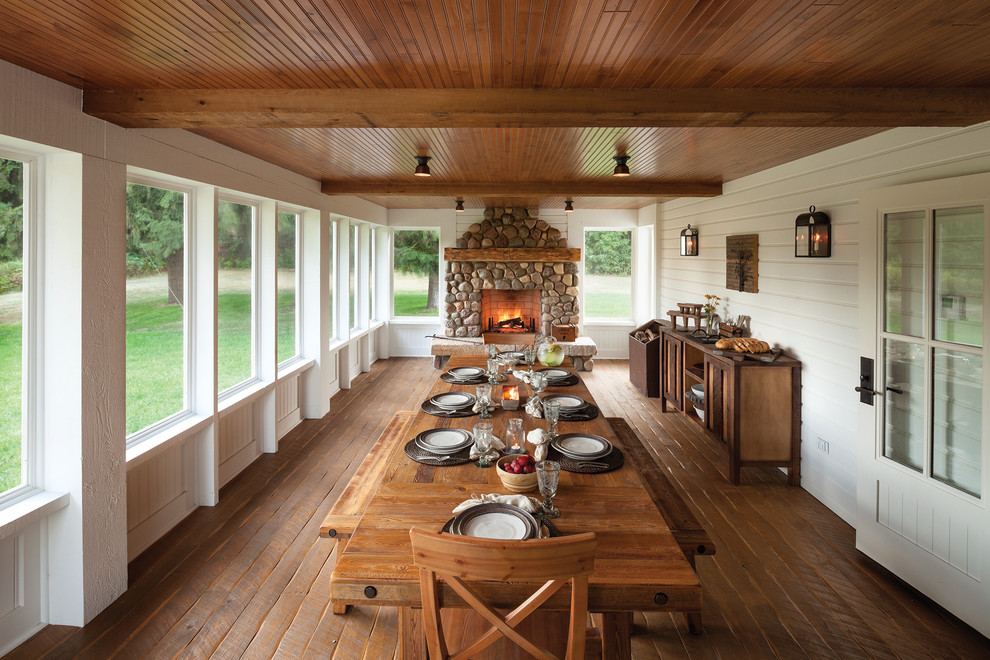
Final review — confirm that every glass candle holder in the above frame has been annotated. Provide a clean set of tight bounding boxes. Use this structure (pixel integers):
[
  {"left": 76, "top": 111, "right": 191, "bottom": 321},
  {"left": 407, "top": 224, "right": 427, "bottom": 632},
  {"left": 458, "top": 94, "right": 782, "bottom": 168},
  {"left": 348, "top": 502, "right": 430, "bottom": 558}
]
[
  {"left": 501, "top": 385, "right": 520, "bottom": 410},
  {"left": 502, "top": 418, "right": 526, "bottom": 454}
]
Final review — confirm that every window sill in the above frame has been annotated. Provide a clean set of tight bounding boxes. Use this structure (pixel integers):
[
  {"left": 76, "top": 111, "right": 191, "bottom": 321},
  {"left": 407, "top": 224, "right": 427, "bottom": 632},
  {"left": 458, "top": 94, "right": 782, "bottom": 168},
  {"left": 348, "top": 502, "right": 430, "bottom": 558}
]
[
  {"left": 0, "top": 488, "right": 70, "bottom": 540},
  {"left": 218, "top": 379, "right": 275, "bottom": 415},
  {"left": 388, "top": 316, "right": 442, "bottom": 325},
  {"left": 582, "top": 318, "right": 636, "bottom": 326},
  {"left": 278, "top": 356, "right": 316, "bottom": 380},
  {"left": 126, "top": 413, "right": 214, "bottom": 469}
]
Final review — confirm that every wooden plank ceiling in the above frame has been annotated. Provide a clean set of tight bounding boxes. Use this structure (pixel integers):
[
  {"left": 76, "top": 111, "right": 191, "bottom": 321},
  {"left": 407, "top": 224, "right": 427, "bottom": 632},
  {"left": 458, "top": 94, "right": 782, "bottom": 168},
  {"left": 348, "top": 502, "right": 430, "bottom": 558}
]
[{"left": 2, "top": 0, "right": 990, "bottom": 210}]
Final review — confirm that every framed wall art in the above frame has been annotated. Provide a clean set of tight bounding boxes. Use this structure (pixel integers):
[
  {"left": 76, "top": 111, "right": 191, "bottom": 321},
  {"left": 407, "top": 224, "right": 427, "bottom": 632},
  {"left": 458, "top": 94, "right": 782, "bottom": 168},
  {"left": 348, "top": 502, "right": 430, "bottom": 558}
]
[{"left": 726, "top": 234, "right": 758, "bottom": 293}]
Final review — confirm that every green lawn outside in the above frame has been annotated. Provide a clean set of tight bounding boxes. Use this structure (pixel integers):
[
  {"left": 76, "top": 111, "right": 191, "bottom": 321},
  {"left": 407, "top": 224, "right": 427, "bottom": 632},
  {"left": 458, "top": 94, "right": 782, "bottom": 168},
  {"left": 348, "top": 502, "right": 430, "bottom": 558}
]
[
  {"left": 394, "top": 292, "right": 438, "bottom": 317},
  {"left": 583, "top": 274, "right": 632, "bottom": 318},
  {"left": 0, "top": 323, "right": 21, "bottom": 492}
]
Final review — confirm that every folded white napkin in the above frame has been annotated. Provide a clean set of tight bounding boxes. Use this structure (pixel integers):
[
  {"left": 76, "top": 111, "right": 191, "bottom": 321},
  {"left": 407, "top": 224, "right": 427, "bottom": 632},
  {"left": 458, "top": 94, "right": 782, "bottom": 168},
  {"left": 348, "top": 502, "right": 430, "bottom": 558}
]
[
  {"left": 468, "top": 435, "right": 504, "bottom": 461},
  {"left": 525, "top": 396, "right": 544, "bottom": 418},
  {"left": 471, "top": 400, "right": 497, "bottom": 414},
  {"left": 452, "top": 493, "right": 541, "bottom": 515},
  {"left": 527, "top": 428, "right": 550, "bottom": 462}
]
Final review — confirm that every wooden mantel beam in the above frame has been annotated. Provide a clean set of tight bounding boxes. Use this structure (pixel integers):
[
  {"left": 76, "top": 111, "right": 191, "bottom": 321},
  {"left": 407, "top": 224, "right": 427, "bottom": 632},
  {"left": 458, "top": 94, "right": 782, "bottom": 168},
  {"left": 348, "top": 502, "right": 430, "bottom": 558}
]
[
  {"left": 83, "top": 88, "right": 990, "bottom": 129},
  {"left": 320, "top": 181, "right": 722, "bottom": 197}
]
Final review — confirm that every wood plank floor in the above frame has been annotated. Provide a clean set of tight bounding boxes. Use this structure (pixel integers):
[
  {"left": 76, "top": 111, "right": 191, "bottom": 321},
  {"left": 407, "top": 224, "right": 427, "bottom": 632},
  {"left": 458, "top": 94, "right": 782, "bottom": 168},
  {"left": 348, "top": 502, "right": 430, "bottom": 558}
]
[{"left": 7, "top": 358, "right": 990, "bottom": 659}]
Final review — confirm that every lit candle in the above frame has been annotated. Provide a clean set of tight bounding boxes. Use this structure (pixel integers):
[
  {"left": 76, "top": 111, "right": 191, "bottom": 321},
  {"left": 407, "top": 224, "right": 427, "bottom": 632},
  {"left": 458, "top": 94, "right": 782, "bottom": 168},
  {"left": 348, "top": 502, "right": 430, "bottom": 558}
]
[{"left": 502, "top": 385, "right": 519, "bottom": 410}]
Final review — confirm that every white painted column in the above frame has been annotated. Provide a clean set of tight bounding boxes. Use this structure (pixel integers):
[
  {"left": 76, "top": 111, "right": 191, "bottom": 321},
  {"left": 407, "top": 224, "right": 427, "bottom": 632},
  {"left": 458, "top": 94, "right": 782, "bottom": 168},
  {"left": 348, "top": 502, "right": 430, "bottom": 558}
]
[
  {"left": 44, "top": 153, "right": 128, "bottom": 625},
  {"left": 300, "top": 208, "right": 330, "bottom": 418},
  {"left": 193, "top": 185, "right": 218, "bottom": 506}
]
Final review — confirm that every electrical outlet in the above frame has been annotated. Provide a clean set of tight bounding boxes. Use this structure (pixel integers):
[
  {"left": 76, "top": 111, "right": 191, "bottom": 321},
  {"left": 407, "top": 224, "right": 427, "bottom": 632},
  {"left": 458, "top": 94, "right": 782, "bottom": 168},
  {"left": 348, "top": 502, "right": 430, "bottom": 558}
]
[{"left": 817, "top": 438, "right": 830, "bottom": 454}]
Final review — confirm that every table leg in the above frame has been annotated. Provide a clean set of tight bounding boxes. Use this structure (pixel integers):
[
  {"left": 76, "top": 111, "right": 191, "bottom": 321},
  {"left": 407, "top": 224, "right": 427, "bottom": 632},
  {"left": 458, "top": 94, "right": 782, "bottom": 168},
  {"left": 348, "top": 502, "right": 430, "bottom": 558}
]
[
  {"left": 597, "top": 612, "right": 632, "bottom": 660},
  {"left": 399, "top": 607, "right": 428, "bottom": 659}
]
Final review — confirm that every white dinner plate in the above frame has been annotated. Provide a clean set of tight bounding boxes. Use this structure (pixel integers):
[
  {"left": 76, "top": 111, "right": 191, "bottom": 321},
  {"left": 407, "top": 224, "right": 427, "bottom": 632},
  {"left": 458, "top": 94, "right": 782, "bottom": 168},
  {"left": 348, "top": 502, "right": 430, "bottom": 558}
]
[
  {"left": 429, "top": 392, "right": 476, "bottom": 410},
  {"left": 538, "top": 368, "right": 571, "bottom": 380},
  {"left": 452, "top": 503, "right": 538, "bottom": 540},
  {"left": 542, "top": 394, "right": 586, "bottom": 410},
  {"left": 552, "top": 433, "right": 612, "bottom": 460},
  {"left": 415, "top": 428, "right": 474, "bottom": 454},
  {"left": 447, "top": 366, "right": 486, "bottom": 380}
]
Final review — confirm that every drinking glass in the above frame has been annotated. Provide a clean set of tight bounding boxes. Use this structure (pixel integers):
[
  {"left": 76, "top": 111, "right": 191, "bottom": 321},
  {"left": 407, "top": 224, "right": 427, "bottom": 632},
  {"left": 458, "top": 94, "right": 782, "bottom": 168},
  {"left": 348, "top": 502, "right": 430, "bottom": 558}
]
[
  {"left": 543, "top": 399, "right": 561, "bottom": 440},
  {"left": 473, "top": 421, "right": 494, "bottom": 468},
  {"left": 502, "top": 417, "right": 526, "bottom": 454},
  {"left": 486, "top": 343, "right": 499, "bottom": 359},
  {"left": 523, "top": 347, "right": 537, "bottom": 373},
  {"left": 536, "top": 460, "right": 561, "bottom": 518},
  {"left": 486, "top": 358, "right": 501, "bottom": 383},
  {"left": 476, "top": 383, "right": 492, "bottom": 420}
]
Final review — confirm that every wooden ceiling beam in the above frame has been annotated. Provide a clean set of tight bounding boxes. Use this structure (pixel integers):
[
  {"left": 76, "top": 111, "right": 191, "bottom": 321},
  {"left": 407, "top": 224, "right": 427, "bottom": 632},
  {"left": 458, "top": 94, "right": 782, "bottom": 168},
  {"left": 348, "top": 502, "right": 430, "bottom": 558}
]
[
  {"left": 84, "top": 88, "right": 990, "bottom": 129},
  {"left": 319, "top": 181, "right": 722, "bottom": 197}
]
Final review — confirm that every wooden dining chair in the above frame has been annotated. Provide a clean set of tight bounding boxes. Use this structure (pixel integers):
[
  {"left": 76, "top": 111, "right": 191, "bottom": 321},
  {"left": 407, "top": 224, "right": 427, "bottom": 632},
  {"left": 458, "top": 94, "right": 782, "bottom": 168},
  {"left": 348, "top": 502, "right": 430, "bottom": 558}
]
[{"left": 409, "top": 528, "right": 598, "bottom": 660}]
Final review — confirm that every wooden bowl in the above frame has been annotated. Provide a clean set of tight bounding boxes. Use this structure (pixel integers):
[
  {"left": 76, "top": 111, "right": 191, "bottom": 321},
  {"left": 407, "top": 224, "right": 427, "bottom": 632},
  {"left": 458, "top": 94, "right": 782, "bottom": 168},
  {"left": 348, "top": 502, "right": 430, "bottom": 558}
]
[{"left": 496, "top": 455, "right": 539, "bottom": 493}]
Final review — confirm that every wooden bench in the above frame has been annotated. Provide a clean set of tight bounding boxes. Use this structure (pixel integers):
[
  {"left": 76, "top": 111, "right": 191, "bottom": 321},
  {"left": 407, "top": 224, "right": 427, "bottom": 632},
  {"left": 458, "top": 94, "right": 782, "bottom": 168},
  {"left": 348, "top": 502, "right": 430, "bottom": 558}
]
[
  {"left": 320, "top": 410, "right": 418, "bottom": 613},
  {"left": 607, "top": 416, "right": 716, "bottom": 634}
]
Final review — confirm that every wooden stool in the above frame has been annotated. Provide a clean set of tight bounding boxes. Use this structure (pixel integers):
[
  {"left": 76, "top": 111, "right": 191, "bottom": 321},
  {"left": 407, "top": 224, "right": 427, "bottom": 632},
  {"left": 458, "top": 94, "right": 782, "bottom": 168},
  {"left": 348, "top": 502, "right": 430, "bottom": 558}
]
[{"left": 667, "top": 303, "right": 702, "bottom": 331}]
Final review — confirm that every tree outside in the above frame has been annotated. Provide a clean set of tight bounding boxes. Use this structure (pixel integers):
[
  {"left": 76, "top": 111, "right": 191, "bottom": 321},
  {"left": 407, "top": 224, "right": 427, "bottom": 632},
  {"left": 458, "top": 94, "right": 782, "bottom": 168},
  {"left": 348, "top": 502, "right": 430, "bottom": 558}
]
[{"left": 393, "top": 229, "right": 439, "bottom": 316}]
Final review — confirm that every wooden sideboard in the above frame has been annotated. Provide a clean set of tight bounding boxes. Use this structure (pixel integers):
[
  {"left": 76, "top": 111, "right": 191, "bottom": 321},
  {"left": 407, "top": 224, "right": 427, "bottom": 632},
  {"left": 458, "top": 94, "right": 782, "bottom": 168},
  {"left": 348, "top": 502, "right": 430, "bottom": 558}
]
[{"left": 659, "top": 323, "right": 802, "bottom": 485}]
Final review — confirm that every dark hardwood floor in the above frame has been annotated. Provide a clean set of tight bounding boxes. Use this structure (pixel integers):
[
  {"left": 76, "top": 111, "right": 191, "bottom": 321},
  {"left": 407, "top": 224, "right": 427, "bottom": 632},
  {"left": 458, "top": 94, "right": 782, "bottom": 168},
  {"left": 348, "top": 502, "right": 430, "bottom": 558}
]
[{"left": 7, "top": 358, "right": 989, "bottom": 659}]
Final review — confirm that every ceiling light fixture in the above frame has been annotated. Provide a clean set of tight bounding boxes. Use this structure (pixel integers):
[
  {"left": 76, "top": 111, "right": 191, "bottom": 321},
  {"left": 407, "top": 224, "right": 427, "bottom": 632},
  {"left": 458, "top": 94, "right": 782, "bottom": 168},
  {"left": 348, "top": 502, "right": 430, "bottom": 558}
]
[
  {"left": 564, "top": 200, "right": 575, "bottom": 213},
  {"left": 612, "top": 155, "right": 631, "bottom": 177},
  {"left": 414, "top": 155, "right": 432, "bottom": 177},
  {"left": 455, "top": 199, "right": 465, "bottom": 212}
]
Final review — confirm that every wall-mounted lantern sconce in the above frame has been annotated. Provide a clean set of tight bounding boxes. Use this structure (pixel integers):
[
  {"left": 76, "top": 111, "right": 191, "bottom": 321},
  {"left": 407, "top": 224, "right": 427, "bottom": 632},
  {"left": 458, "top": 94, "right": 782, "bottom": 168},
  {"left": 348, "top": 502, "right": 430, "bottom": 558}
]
[
  {"left": 680, "top": 224, "right": 698, "bottom": 256},
  {"left": 795, "top": 206, "right": 831, "bottom": 257}
]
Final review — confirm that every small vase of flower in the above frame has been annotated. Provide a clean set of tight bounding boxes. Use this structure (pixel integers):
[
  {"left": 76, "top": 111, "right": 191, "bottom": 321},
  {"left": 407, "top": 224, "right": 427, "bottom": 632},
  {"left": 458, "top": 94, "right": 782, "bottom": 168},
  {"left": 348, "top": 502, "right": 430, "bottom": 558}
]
[{"left": 703, "top": 294, "right": 721, "bottom": 335}]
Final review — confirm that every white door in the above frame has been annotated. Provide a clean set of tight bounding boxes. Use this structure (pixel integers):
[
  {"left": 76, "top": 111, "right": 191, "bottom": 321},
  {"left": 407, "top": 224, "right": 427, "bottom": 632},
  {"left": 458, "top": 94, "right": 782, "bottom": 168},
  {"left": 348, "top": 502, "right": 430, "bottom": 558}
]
[{"left": 857, "top": 172, "right": 990, "bottom": 637}]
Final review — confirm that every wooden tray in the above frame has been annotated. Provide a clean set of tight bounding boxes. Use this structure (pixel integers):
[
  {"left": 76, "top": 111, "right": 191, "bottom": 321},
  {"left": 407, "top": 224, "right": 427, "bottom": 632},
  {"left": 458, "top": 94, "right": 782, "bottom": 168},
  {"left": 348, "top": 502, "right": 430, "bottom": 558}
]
[{"left": 711, "top": 348, "right": 782, "bottom": 362}]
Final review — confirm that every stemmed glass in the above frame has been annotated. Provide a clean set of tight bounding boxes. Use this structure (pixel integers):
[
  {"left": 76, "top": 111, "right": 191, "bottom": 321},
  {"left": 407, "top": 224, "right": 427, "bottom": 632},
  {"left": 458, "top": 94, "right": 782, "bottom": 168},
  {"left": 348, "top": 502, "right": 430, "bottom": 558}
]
[
  {"left": 536, "top": 460, "right": 561, "bottom": 518},
  {"left": 476, "top": 384, "right": 492, "bottom": 420},
  {"left": 473, "top": 421, "right": 494, "bottom": 468},
  {"left": 523, "top": 347, "right": 537, "bottom": 373},
  {"left": 486, "top": 358, "right": 501, "bottom": 384},
  {"left": 543, "top": 399, "right": 561, "bottom": 440}
]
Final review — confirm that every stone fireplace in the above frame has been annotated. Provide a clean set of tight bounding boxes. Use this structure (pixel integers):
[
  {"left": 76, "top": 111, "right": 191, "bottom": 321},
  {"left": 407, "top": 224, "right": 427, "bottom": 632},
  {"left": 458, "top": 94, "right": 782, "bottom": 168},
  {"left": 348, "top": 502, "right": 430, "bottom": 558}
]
[{"left": 444, "top": 207, "right": 580, "bottom": 338}]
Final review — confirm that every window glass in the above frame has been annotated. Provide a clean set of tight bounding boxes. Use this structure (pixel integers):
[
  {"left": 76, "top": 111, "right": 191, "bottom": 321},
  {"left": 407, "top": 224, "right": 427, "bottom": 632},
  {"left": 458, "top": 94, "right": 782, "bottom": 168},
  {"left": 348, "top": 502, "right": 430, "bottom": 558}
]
[
  {"left": 0, "top": 157, "right": 23, "bottom": 492},
  {"left": 584, "top": 229, "right": 632, "bottom": 318},
  {"left": 125, "top": 182, "right": 187, "bottom": 435},
  {"left": 884, "top": 210, "right": 926, "bottom": 337},
  {"left": 934, "top": 206, "right": 983, "bottom": 347},
  {"left": 328, "top": 219, "right": 335, "bottom": 341},
  {"left": 368, "top": 227, "right": 376, "bottom": 322},
  {"left": 277, "top": 211, "right": 297, "bottom": 363},
  {"left": 349, "top": 224, "right": 357, "bottom": 329},
  {"left": 392, "top": 229, "right": 440, "bottom": 317},
  {"left": 217, "top": 199, "right": 256, "bottom": 392}
]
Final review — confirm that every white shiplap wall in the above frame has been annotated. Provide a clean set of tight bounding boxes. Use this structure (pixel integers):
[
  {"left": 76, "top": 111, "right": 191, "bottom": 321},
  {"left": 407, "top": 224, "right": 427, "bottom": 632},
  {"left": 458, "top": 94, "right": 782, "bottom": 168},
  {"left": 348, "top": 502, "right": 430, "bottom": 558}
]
[{"left": 660, "top": 122, "right": 990, "bottom": 524}]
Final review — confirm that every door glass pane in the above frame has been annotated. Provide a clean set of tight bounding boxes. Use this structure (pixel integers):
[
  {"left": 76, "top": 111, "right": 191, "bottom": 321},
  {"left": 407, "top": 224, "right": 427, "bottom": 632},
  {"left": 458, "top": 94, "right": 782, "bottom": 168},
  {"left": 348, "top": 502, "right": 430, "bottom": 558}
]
[
  {"left": 932, "top": 349, "right": 982, "bottom": 497},
  {"left": 277, "top": 211, "right": 297, "bottom": 364},
  {"left": 884, "top": 210, "right": 926, "bottom": 337},
  {"left": 934, "top": 206, "right": 983, "bottom": 347},
  {"left": 0, "top": 157, "right": 24, "bottom": 493},
  {"left": 217, "top": 200, "right": 255, "bottom": 392},
  {"left": 125, "top": 183, "right": 187, "bottom": 435},
  {"left": 883, "top": 339, "right": 925, "bottom": 471}
]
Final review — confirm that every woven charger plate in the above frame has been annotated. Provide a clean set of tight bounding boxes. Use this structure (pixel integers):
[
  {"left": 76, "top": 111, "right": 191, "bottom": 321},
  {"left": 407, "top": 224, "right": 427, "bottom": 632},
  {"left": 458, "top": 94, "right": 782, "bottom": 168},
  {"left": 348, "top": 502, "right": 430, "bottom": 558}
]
[
  {"left": 558, "top": 402, "right": 600, "bottom": 422},
  {"left": 403, "top": 440, "right": 474, "bottom": 466},
  {"left": 548, "top": 445, "right": 624, "bottom": 474},
  {"left": 545, "top": 373, "right": 580, "bottom": 387},
  {"left": 441, "top": 514, "right": 559, "bottom": 537},
  {"left": 420, "top": 399, "right": 478, "bottom": 418}
]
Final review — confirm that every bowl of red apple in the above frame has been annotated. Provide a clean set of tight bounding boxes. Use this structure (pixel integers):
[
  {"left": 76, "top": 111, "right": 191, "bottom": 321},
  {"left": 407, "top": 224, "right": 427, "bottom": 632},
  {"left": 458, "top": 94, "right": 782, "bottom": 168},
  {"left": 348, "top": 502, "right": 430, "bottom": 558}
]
[{"left": 496, "top": 454, "right": 539, "bottom": 493}]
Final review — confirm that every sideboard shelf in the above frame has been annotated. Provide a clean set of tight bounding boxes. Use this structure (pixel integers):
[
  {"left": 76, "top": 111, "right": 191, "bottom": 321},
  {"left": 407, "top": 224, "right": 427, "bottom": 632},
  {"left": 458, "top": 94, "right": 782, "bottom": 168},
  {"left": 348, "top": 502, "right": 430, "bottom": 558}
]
[{"left": 658, "top": 322, "right": 802, "bottom": 485}]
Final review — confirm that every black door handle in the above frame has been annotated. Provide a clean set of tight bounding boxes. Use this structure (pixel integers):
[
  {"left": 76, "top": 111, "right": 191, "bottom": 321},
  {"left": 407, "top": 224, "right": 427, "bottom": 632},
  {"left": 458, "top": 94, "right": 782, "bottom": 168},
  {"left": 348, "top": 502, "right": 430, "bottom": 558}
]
[{"left": 855, "top": 386, "right": 880, "bottom": 396}]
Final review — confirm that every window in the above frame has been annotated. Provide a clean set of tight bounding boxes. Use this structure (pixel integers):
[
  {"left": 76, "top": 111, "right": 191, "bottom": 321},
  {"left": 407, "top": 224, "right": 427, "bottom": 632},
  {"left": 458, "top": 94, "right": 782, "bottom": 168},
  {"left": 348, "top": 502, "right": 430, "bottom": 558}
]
[
  {"left": 125, "top": 181, "right": 188, "bottom": 436},
  {"left": 584, "top": 229, "right": 633, "bottom": 319},
  {"left": 328, "top": 218, "right": 336, "bottom": 341},
  {"left": 349, "top": 223, "right": 358, "bottom": 330},
  {"left": 277, "top": 210, "right": 298, "bottom": 364},
  {"left": 0, "top": 156, "right": 24, "bottom": 493},
  {"left": 368, "top": 227, "right": 376, "bottom": 322},
  {"left": 392, "top": 229, "right": 440, "bottom": 317},
  {"left": 217, "top": 199, "right": 256, "bottom": 392}
]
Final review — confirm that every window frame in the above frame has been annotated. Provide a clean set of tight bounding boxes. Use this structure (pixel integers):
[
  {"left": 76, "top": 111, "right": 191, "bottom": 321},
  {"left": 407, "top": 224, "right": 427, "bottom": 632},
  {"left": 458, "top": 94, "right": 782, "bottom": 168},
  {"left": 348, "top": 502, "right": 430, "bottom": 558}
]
[
  {"left": 276, "top": 204, "right": 302, "bottom": 367},
  {"left": 216, "top": 193, "right": 262, "bottom": 399},
  {"left": 582, "top": 226, "right": 637, "bottom": 324},
  {"left": 0, "top": 146, "right": 37, "bottom": 504}
]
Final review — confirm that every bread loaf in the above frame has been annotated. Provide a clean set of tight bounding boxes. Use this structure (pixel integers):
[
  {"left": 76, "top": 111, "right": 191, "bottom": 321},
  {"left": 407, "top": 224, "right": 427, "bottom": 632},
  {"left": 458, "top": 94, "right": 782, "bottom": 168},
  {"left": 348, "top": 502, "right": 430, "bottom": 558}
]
[{"left": 714, "top": 337, "right": 770, "bottom": 354}]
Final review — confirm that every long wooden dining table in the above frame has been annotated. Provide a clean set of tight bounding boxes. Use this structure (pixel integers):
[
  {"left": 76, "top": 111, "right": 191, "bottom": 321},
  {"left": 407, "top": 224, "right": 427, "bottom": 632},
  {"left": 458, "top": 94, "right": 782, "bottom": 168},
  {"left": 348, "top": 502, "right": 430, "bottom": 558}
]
[{"left": 328, "top": 356, "right": 701, "bottom": 658}]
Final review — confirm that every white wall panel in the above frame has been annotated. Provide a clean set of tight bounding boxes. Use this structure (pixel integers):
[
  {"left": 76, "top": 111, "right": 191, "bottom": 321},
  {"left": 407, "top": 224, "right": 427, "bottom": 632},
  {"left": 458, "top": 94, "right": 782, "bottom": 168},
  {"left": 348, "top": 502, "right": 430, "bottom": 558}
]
[
  {"left": 217, "top": 404, "right": 260, "bottom": 486},
  {"left": 0, "top": 523, "right": 43, "bottom": 656},
  {"left": 276, "top": 374, "right": 302, "bottom": 440},
  {"left": 661, "top": 122, "right": 990, "bottom": 524},
  {"left": 389, "top": 322, "right": 443, "bottom": 357},
  {"left": 125, "top": 440, "right": 195, "bottom": 561},
  {"left": 583, "top": 324, "right": 634, "bottom": 359}
]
